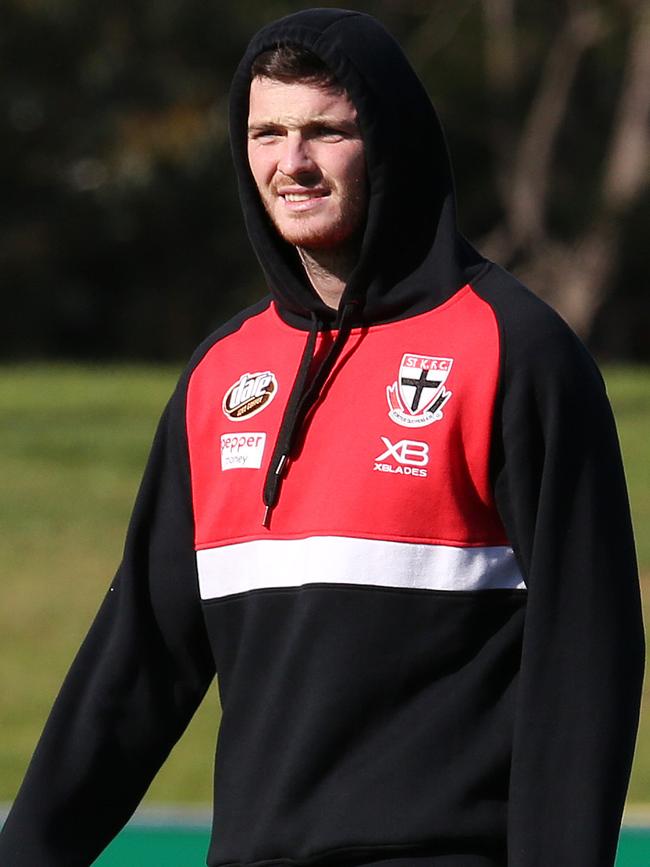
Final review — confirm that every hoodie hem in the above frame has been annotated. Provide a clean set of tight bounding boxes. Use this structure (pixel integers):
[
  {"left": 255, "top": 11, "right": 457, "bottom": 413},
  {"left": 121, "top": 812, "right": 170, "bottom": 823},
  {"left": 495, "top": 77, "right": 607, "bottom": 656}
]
[{"left": 211, "top": 853, "right": 503, "bottom": 867}]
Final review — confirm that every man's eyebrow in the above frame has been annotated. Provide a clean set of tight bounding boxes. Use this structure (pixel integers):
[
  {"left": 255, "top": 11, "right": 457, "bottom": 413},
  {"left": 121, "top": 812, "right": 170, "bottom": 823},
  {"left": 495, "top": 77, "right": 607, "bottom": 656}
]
[{"left": 247, "top": 114, "right": 360, "bottom": 133}]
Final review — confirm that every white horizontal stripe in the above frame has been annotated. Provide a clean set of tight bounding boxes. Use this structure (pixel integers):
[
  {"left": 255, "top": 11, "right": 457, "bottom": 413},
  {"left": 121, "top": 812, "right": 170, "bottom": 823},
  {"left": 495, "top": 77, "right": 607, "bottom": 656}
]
[{"left": 196, "top": 536, "right": 525, "bottom": 600}]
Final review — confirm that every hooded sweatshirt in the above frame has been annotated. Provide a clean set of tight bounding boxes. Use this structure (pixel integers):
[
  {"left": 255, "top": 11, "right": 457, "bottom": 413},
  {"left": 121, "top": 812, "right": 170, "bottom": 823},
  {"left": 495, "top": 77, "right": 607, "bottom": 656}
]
[{"left": 0, "top": 9, "right": 644, "bottom": 867}]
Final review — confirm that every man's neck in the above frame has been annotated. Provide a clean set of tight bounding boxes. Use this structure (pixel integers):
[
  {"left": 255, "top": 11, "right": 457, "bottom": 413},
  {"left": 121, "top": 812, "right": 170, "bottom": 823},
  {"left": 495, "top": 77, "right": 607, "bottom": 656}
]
[{"left": 297, "top": 245, "right": 359, "bottom": 310}]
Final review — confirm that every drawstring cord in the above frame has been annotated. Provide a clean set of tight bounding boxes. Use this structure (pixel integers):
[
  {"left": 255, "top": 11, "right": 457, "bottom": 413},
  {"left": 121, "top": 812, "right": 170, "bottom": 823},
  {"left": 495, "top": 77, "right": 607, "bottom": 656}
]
[
  {"left": 262, "top": 300, "right": 359, "bottom": 527},
  {"left": 262, "top": 311, "right": 319, "bottom": 526}
]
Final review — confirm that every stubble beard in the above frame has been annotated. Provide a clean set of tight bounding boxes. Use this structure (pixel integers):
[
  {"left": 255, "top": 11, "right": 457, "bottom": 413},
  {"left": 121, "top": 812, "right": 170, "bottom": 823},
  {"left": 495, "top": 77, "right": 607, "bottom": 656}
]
[{"left": 262, "top": 181, "right": 367, "bottom": 252}]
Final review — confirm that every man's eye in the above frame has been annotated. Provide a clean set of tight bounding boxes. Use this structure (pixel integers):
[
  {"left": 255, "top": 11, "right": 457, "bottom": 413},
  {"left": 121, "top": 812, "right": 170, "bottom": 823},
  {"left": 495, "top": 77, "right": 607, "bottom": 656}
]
[
  {"left": 251, "top": 129, "right": 282, "bottom": 141},
  {"left": 314, "top": 128, "right": 344, "bottom": 141}
]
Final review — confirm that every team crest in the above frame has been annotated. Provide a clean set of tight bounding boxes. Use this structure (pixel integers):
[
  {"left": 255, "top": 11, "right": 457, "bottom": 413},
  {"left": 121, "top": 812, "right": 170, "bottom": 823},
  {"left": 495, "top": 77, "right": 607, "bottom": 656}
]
[
  {"left": 223, "top": 371, "right": 277, "bottom": 421},
  {"left": 386, "top": 354, "right": 453, "bottom": 427}
]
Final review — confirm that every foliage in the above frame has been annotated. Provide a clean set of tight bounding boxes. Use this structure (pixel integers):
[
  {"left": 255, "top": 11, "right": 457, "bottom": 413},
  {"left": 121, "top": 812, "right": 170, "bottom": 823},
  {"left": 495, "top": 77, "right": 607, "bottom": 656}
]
[{"left": 1, "top": 1, "right": 648, "bottom": 360}]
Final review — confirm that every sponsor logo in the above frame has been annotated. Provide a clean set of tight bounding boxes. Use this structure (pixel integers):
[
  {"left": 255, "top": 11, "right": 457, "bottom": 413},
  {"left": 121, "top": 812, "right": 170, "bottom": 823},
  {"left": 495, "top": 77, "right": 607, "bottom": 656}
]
[
  {"left": 373, "top": 436, "right": 429, "bottom": 478},
  {"left": 221, "top": 432, "right": 266, "bottom": 470},
  {"left": 386, "top": 353, "right": 453, "bottom": 427},
  {"left": 223, "top": 371, "right": 277, "bottom": 421}
]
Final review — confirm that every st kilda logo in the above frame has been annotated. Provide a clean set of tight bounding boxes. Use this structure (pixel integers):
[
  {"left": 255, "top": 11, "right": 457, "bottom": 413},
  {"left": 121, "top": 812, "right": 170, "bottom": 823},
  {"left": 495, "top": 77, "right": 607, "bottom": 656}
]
[
  {"left": 222, "top": 371, "right": 278, "bottom": 421},
  {"left": 386, "top": 353, "right": 453, "bottom": 427}
]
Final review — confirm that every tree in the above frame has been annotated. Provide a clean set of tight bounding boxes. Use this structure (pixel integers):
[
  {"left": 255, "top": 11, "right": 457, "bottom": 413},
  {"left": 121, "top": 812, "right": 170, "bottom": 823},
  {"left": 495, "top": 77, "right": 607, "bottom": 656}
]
[
  {"left": 1, "top": 0, "right": 647, "bottom": 360},
  {"left": 477, "top": 0, "right": 650, "bottom": 341}
]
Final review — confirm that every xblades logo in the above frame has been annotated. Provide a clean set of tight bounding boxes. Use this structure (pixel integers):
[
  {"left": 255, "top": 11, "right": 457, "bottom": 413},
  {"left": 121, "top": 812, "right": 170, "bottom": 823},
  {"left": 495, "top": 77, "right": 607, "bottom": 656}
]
[{"left": 373, "top": 437, "right": 429, "bottom": 478}]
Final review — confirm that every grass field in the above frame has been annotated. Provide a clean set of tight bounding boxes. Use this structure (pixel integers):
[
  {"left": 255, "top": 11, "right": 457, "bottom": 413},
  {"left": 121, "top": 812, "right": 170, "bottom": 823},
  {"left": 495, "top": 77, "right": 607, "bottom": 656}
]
[{"left": 0, "top": 362, "right": 648, "bottom": 809}]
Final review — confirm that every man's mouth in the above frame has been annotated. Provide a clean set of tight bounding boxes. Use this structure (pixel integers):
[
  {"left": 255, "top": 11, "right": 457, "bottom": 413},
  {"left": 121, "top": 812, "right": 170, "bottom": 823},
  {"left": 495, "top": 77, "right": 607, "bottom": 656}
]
[
  {"left": 284, "top": 193, "right": 318, "bottom": 202},
  {"left": 275, "top": 188, "right": 331, "bottom": 214},
  {"left": 278, "top": 189, "right": 330, "bottom": 202}
]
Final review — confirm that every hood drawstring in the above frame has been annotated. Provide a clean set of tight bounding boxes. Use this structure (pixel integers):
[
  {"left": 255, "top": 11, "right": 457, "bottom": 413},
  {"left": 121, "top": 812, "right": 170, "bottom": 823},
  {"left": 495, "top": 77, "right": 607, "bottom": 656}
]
[{"left": 262, "top": 300, "right": 359, "bottom": 527}]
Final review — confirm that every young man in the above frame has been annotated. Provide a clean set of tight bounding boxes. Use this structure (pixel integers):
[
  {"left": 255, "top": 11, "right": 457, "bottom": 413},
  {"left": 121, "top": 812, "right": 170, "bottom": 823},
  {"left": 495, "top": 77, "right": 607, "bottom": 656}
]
[{"left": 0, "top": 9, "right": 644, "bottom": 867}]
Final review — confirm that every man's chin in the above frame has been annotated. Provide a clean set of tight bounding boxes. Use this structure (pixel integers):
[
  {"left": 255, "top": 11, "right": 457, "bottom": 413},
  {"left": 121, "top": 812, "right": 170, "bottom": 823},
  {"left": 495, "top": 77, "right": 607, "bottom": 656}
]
[
  {"left": 276, "top": 228, "right": 342, "bottom": 249},
  {"left": 272, "top": 218, "right": 351, "bottom": 250}
]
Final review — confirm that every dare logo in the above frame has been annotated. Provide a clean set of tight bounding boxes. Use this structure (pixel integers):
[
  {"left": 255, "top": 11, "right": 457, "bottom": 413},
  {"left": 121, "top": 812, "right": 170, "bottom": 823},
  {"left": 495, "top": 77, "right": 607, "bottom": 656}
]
[{"left": 223, "top": 371, "right": 277, "bottom": 421}]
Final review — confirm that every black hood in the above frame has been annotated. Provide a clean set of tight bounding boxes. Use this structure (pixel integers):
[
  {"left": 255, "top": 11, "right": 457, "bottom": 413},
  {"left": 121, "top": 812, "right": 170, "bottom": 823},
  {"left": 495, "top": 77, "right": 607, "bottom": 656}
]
[{"left": 229, "top": 7, "right": 484, "bottom": 328}]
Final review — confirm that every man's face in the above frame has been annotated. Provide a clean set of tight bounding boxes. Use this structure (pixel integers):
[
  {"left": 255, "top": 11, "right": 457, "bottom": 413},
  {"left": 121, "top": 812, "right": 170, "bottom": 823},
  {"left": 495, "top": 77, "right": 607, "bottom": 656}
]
[{"left": 247, "top": 76, "right": 368, "bottom": 251}]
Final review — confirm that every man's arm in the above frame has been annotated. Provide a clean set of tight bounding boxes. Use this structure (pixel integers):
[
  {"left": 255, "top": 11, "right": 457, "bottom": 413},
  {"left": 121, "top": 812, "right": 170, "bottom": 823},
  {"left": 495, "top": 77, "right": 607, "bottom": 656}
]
[
  {"left": 487, "top": 277, "right": 644, "bottom": 867},
  {"left": 0, "top": 377, "right": 215, "bottom": 866}
]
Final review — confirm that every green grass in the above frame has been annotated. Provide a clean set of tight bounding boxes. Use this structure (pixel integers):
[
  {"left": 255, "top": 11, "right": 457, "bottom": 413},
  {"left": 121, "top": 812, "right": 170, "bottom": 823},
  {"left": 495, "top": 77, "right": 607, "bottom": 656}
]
[
  {"left": 0, "top": 363, "right": 648, "bottom": 806},
  {"left": 0, "top": 364, "right": 216, "bottom": 803},
  {"left": 604, "top": 367, "right": 650, "bottom": 805},
  {"left": 605, "top": 366, "right": 650, "bottom": 571}
]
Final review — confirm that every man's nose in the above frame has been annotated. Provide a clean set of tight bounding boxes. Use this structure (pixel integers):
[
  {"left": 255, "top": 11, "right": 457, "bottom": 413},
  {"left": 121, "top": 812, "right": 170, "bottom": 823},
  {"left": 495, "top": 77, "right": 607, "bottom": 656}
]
[{"left": 277, "top": 134, "right": 316, "bottom": 177}]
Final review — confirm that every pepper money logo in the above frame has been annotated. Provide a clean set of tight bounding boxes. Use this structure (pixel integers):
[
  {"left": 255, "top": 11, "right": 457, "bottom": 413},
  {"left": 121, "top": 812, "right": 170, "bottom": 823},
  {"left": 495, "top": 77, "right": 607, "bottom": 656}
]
[
  {"left": 386, "top": 353, "right": 453, "bottom": 427},
  {"left": 222, "top": 371, "right": 278, "bottom": 421}
]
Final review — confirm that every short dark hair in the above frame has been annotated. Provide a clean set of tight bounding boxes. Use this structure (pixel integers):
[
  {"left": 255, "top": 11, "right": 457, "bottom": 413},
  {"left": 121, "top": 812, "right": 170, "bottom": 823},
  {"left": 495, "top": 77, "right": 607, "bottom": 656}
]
[{"left": 251, "top": 44, "right": 343, "bottom": 92}]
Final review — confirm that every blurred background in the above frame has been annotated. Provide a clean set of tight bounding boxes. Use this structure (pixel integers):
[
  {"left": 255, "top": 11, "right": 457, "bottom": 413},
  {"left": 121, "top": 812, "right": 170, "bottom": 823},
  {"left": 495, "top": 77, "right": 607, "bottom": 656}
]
[
  {"left": 1, "top": 0, "right": 649, "bottom": 829},
  {"left": 2, "top": 0, "right": 649, "bottom": 360}
]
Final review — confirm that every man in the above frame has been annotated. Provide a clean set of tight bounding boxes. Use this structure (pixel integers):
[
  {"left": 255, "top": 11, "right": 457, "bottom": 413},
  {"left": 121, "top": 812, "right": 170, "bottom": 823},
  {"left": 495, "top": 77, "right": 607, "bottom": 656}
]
[{"left": 0, "top": 9, "right": 644, "bottom": 867}]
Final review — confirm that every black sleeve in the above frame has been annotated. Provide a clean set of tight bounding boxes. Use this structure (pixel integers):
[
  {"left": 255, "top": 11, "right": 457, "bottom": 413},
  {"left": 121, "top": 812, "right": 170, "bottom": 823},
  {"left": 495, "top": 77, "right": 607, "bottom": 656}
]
[
  {"left": 483, "top": 273, "right": 644, "bottom": 867},
  {"left": 0, "top": 376, "right": 216, "bottom": 866}
]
